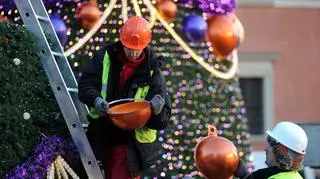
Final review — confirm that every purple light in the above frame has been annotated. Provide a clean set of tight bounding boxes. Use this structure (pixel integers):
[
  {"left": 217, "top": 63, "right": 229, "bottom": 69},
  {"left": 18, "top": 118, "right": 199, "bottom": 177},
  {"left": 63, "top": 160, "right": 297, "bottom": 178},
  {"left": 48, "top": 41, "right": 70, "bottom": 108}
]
[{"left": 196, "top": 0, "right": 236, "bottom": 15}]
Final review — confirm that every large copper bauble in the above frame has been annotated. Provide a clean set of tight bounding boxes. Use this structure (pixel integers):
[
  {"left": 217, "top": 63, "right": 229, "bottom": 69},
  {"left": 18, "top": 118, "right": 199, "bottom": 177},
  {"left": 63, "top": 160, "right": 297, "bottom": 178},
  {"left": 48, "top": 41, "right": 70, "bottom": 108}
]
[
  {"left": 107, "top": 101, "right": 151, "bottom": 130},
  {"left": 206, "top": 14, "right": 240, "bottom": 60},
  {"left": 75, "top": 2, "right": 101, "bottom": 29},
  {"left": 156, "top": 0, "right": 177, "bottom": 22},
  {"left": 194, "top": 125, "right": 239, "bottom": 179}
]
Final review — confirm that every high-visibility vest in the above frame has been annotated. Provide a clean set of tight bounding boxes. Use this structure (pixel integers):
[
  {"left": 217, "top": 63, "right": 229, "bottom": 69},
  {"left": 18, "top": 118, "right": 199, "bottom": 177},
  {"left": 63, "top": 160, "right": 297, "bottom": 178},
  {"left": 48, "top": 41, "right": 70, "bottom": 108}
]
[
  {"left": 268, "top": 171, "right": 303, "bottom": 179},
  {"left": 88, "top": 51, "right": 157, "bottom": 143}
]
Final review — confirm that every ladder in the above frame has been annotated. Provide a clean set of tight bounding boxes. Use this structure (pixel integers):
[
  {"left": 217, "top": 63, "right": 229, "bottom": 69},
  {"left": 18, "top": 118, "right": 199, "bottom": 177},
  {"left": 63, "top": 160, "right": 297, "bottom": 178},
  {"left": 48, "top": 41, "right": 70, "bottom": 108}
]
[{"left": 13, "top": 0, "right": 104, "bottom": 178}]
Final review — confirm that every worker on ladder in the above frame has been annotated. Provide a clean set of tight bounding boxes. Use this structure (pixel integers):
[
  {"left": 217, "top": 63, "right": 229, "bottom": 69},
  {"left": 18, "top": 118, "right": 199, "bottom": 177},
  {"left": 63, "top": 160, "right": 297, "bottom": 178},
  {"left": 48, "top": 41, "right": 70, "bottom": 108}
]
[{"left": 78, "top": 16, "right": 172, "bottom": 179}]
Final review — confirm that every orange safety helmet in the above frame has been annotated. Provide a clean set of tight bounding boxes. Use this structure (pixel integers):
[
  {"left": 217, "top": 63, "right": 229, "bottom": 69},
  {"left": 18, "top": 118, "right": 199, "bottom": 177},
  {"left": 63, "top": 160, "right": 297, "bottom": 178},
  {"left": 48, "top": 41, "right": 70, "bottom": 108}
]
[{"left": 119, "top": 16, "right": 152, "bottom": 50}]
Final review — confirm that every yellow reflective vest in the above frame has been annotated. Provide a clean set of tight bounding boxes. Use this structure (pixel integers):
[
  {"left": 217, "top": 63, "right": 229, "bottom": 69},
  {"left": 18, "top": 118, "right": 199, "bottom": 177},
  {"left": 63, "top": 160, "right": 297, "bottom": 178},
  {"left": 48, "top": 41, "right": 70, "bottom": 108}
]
[{"left": 268, "top": 171, "right": 303, "bottom": 179}]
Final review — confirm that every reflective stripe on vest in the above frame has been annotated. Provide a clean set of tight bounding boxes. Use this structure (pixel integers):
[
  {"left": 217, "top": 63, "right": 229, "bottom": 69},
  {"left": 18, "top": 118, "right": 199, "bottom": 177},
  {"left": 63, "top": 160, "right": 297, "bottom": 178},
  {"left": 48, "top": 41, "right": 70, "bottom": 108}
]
[
  {"left": 268, "top": 171, "right": 303, "bottom": 179},
  {"left": 88, "top": 51, "right": 157, "bottom": 143},
  {"left": 134, "top": 83, "right": 157, "bottom": 143},
  {"left": 88, "top": 52, "right": 111, "bottom": 119}
]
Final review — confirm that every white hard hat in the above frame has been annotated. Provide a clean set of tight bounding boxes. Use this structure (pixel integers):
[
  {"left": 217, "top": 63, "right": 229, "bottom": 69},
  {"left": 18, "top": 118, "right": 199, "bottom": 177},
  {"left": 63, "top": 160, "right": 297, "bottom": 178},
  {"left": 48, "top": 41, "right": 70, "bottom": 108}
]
[{"left": 266, "top": 121, "right": 308, "bottom": 154}]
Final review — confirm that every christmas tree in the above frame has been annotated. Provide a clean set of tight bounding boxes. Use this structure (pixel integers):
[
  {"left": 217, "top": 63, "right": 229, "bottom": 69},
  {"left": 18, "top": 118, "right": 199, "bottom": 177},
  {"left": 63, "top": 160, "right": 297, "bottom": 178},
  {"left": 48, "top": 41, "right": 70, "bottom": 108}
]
[
  {"left": 0, "top": 23, "right": 70, "bottom": 177},
  {"left": 0, "top": 0, "right": 253, "bottom": 178}
]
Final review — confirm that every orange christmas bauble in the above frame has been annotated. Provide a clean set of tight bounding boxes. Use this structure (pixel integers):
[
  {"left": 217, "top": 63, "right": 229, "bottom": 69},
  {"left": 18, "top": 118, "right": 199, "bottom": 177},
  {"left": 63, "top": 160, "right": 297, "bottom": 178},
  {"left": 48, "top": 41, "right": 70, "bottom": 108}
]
[
  {"left": 156, "top": 0, "right": 177, "bottom": 22},
  {"left": 194, "top": 125, "right": 239, "bottom": 179},
  {"left": 75, "top": 2, "right": 101, "bottom": 29},
  {"left": 206, "top": 14, "right": 240, "bottom": 61}
]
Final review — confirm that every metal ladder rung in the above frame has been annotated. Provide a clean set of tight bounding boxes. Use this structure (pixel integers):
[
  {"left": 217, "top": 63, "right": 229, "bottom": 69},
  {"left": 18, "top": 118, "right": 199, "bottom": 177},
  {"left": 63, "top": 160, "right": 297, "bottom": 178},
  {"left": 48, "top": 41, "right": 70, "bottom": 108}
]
[
  {"left": 36, "top": 15, "right": 50, "bottom": 22},
  {"left": 51, "top": 51, "right": 64, "bottom": 57},
  {"left": 67, "top": 88, "right": 79, "bottom": 93}
]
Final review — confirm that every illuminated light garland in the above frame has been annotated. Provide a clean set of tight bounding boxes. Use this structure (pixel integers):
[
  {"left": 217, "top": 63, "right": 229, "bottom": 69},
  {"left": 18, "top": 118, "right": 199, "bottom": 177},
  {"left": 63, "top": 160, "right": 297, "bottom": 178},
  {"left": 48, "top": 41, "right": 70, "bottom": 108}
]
[
  {"left": 121, "top": 0, "right": 128, "bottom": 21},
  {"left": 132, "top": 0, "right": 142, "bottom": 16},
  {"left": 64, "top": 0, "right": 118, "bottom": 56},
  {"left": 148, "top": 4, "right": 157, "bottom": 28},
  {"left": 55, "top": 158, "right": 62, "bottom": 179},
  {"left": 46, "top": 156, "right": 79, "bottom": 179},
  {"left": 58, "top": 156, "right": 79, "bottom": 178},
  {"left": 47, "top": 162, "right": 55, "bottom": 179},
  {"left": 59, "top": 162, "right": 68, "bottom": 179},
  {"left": 144, "top": 0, "right": 239, "bottom": 79}
]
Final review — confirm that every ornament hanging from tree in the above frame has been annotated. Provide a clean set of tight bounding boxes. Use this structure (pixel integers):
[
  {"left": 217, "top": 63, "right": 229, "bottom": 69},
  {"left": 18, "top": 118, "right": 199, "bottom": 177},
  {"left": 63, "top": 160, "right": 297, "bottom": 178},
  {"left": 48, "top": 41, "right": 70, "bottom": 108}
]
[
  {"left": 13, "top": 58, "right": 21, "bottom": 66},
  {"left": 156, "top": 0, "right": 177, "bottom": 22},
  {"left": 75, "top": 1, "right": 101, "bottom": 29},
  {"left": 206, "top": 13, "right": 242, "bottom": 61},
  {"left": 182, "top": 14, "right": 207, "bottom": 43}
]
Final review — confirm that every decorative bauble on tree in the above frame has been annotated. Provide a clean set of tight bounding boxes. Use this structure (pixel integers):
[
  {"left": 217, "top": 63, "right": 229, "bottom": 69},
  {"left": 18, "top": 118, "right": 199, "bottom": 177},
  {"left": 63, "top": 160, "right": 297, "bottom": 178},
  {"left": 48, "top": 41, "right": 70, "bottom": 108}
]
[
  {"left": 194, "top": 125, "right": 239, "bottom": 179},
  {"left": 75, "top": 1, "right": 101, "bottom": 29},
  {"left": 156, "top": 0, "right": 177, "bottom": 22},
  {"left": 182, "top": 14, "right": 207, "bottom": 43},
  {"left": 50, "top": 14, "right": 68, "bottom": 46},
  {"left": 206, "top": 13, "right": 240, "bottom": 61}
]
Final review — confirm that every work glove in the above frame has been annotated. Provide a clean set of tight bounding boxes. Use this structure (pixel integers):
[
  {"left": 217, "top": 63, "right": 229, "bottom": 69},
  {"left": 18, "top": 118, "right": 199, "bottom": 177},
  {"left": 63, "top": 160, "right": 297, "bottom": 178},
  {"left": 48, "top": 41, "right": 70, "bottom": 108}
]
[
  {"left": 93, "top": 97, "right": 109, "bottom": 116},
  {"left": 150, "top": 94, "right": 165, "bottom": 115},
  {"left": 234, "top": 159, "right": 250, "bottom": 179}
]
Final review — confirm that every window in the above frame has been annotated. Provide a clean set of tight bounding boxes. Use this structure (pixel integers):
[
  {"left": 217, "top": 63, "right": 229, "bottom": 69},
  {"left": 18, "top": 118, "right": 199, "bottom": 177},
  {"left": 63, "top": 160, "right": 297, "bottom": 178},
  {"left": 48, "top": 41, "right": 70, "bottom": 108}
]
[
  {"left": 238, "top": 52, "right": 277, "bottom": 137},
  {"left": 240, "top": 78, "right": 264, "bottom": 135}
]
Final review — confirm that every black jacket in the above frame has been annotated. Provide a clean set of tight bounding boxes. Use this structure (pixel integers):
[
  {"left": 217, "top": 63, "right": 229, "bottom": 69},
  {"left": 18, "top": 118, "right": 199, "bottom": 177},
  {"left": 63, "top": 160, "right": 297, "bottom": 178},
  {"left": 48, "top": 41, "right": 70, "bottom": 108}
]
[{"left": 78, "top": 41, "right": 172, "bottom": 176}]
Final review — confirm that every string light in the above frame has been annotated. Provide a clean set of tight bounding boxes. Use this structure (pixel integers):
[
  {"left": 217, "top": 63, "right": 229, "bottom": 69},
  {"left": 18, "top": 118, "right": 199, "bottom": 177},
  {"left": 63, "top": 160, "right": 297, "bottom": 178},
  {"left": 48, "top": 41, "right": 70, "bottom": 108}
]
[
  {"left": 121, "top": 0, "right": 128, "bottom": 21},
  {"left": 46, "top": 156, "right": 79, "bottom": 179},
  {"left": 132, "top": 0, "right": 142, "bottom": 16}
]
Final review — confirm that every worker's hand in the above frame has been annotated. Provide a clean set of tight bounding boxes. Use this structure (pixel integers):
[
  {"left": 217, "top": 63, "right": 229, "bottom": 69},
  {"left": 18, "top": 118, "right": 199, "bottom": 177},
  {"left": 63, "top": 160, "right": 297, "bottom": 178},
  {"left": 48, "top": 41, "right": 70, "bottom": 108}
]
[
  {"left": 94, "top": 97, "right": 109, "bottom": 116},
  {"left": 234, "top": 159, "right": 249, "bottom": 179},
  {"left": 150, "top": 94, "right": 165, "bottom": 115}
]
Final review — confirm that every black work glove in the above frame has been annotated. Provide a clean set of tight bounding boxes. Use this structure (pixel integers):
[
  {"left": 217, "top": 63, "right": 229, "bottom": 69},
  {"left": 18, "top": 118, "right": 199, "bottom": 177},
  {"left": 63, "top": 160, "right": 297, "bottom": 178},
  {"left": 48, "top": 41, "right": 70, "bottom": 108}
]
[
  {"left": 93, "top": 97, "right": 109, "bottom": 116},
  {"left": 150, "top": 94, "right": 165, "bottom": 115},
  {"left": 234, "top": 159, "right": 250, "bottom": 179}
]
